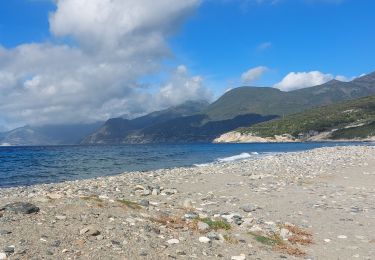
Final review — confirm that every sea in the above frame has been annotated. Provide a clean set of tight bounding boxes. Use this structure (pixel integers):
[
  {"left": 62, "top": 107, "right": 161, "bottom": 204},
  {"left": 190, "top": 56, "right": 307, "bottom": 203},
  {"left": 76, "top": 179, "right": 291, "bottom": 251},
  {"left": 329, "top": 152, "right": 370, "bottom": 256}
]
[{"left": 0, "top": 142, "right": 372, "bottom": 188}]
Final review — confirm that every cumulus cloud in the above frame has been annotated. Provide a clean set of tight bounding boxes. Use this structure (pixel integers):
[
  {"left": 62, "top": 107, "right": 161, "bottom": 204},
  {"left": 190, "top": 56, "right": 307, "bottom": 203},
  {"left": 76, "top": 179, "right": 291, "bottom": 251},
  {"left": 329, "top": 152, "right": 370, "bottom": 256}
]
[
  {"left": 273, "top": 71, "right": 356, "bottom": 91},
  {"left": 0, "top": 0, "right": 205, "bottom": 127},
  {"left": 273, "top": 71, "right": 334, "bottom": 91},
  {"left": 241, "top": 66, "right": 268, "bottom": 84},
  {"left": 156, "top": 65, "right": 212, "bottom": 107}
]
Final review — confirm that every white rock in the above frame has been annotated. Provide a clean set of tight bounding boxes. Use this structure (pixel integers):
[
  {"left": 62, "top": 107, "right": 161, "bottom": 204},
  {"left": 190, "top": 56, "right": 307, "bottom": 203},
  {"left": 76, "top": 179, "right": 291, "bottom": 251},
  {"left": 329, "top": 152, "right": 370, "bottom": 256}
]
[
  {"left": 231, "top": 254, "right": 246, "bottom": 260},
  {"left": 167, "top": 239, "right": 179, "bottom": 245},
  {"left": 197, "top": 221, "right": 210, "bottom": 232},
  {"left": 280, "top": 228, "right": 292, "bottom": 240},
  {"left": 338, "top": 235, "right": 347, "bottom": 239},
  {"left": 324, "top": 238, "right": 331, "bottom": 243},
  {"left": 199, "top": 236, "right": 211, "bottom": 243},
  {"left": 182, "top": 199, "right": 193, "bottom": 208},
  {"left": 0, "top": 253, "right": 6, "bottom": 260},
  {"left": 56, "top": 215, "right": 67, "bottom": 220}
]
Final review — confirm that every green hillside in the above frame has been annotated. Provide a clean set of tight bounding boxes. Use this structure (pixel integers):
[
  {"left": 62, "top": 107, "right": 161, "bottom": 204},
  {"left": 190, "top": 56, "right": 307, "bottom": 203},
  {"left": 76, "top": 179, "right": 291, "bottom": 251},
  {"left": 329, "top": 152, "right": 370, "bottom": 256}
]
[
  {"left": 204, "top": 72, "right": 375, "bottom": 121},
  {"left": 237, "top": 95, "right": 375, "bottom": 140}
]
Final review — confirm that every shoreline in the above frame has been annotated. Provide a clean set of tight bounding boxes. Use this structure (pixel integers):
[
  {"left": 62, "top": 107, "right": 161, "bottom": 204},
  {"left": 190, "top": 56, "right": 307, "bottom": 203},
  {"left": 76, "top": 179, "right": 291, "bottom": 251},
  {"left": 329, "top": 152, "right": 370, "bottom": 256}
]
[{"left": 1, "top": 145, "right": 375, "bottom": 259}]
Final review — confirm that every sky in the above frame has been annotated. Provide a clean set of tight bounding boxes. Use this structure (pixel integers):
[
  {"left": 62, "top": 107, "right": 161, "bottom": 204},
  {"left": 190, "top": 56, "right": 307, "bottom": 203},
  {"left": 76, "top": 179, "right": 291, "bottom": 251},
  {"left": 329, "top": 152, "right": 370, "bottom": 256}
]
[{"left": 0, "top": 0, "right": 374, "bottom": 130}]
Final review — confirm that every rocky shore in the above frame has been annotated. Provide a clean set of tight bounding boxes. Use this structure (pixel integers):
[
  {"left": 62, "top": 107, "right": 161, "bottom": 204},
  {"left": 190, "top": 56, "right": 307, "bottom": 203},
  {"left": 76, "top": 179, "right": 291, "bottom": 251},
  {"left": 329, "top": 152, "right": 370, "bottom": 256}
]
[{"left": 1, "top": 145, "right": 375, "bottom": 259}]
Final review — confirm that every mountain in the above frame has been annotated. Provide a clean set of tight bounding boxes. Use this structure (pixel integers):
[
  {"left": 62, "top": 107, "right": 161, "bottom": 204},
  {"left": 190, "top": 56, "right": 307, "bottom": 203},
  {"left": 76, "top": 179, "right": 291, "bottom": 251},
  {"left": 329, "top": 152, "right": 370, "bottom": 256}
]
[
  {"left": 0, "top": 122, "right": 103, "bottom": 146},
  {"left": 204, "top": 72, "right": 375, "bottom": 121},
  {"left": 83, "top": 71, "right": 375, "bottom": 144},
  {"left": 82, "top": 100, "right": 210, "bottom": 144},
  {"left": 215, "top": 95, "right": 375, "bottom": 142}
]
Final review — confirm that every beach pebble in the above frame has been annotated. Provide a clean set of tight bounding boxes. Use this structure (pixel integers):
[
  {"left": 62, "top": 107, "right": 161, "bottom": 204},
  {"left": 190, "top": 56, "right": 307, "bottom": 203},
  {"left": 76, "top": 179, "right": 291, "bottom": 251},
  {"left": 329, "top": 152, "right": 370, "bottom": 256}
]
[
  {"left": 0, "top": 230, "right": 11, "bottom": 236},
  {"left": 197, "top": 221, "right": 210, "bottom": 232},
  {"left": 337, "top": 235, "right": 347, "bottom": 239},
  {"left": 167, "top": 239, "right": 179, "bottom": 245},
  {"left": 241, "top": 204, "right": 256, "bottom": 212},
  {"left": 182, "top": 199, "right": 193, "bottom": 208},
  {"left": 1, "top": 202, "right": 39, "bottom": 214},
  {"left": 231, "top": 254, "right": 246, "bottom": 260},
  {"left": 199, "top": 237, "right": 211, "bottom": 243},
  {"left": 0, "top": 253, "right": 6, "bottom": 260}
]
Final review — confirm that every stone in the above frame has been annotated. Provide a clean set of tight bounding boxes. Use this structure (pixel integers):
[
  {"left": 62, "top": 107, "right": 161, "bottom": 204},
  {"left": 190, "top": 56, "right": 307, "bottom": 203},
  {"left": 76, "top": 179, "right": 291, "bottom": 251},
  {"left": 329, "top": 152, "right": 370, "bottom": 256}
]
[
  {"left": 161, "top": 189, "right": 178, "bottom": 196},
  {"left": 280, "top": 228, "right": 292, "bottom": 240},
  {"left": 134, "top": 185, "right": 145, "bottom": 191},
  {"left": 241, "top": 204, "right": 256, "bottom": 212},
  {"left": 0, "top": 253, "right": 6, "bottom": 260},
  {"left": 1, "top": 202, "right": 39, "bottom": 214},
  {"left": 182, "top": 199, "right": 193, "bottom": 208},
  {"left": 139, "top": 200, "right": 150, "bottom": 207},
  {"left": 199, "top": 237, "right": 211, "bottom": 243},
  {"left": 142, "top": 190, "right": 151, "bottom": 196},
  {"left": 0, "top": 230, "right": 11, "bottom": 235},
  {"left": 197, "top": 221, "right": 210, "bottom": 232},
  {"left": 231, "top": 254, "right": 246, "bottom": 260},
  {"left": 80, "top": 226, "right": 100, "bottom": 236},
  {"left": 55, "top": 215, "right": 67, "bottom": 220},
  {"left": 184, "top": 212, "right": 199, "bottom": 220},
  {"left": 46, "top": 193, "right": 62, "bottom": 199},
  {"left": 167, "top": 239, "right": 179, "bottom": 245},
  {"left": 337, "top": 235, "right": 347, "bottom": 239},
  {"left": 152, "top": 189, "right": 160, "bottom": 196},
  {"left": 3, "top": 247, "right": 14, "bottom": 254}
]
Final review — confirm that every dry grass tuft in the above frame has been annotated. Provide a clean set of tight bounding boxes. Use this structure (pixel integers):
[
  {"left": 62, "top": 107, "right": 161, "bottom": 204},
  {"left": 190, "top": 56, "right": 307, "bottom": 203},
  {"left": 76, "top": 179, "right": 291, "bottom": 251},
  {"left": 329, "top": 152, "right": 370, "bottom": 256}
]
[
  {"left": 117, "top": 199, "right": 142, "bottom": 210},
  {"left": 275, "top": 244, "right": 306, "bottom": 257},
  {"left": 80, "top": 196, "right": 103, "bottom": 203},
  {"left": 151, "top": 215, "right": 186, "bottom": 229},
  {"left": 284, "top": 224, "right": 313, "bottom": 245}
]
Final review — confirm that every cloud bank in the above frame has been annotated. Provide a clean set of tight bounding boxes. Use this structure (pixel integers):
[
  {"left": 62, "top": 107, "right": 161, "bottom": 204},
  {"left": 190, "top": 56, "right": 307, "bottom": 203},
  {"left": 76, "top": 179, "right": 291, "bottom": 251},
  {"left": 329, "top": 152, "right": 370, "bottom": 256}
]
[{"left": 0, "top": 0, "right": 205, "bottom": 128}]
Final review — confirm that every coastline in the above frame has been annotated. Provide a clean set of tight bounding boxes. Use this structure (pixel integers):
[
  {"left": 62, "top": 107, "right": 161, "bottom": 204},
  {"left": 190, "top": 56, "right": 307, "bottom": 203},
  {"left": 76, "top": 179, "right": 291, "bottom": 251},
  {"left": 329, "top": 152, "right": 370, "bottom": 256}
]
[
  {"left": 1, "top": 145, "right": 375, "bottom": 259},
  {"left": 213, "top": 131, "right": 375, "bottom": 143}
]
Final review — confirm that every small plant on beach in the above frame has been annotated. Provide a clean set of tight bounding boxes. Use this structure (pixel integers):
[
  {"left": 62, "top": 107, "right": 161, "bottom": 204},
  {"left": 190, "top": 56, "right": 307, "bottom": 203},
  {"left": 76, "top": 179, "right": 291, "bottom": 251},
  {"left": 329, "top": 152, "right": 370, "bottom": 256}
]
[
  {"left": 249, "top": 232, "right": 283, "bottom": 246},
  {"left": 151, "top": 215, "right": 186, "bottom": 229},
  {"left": 200, "top": 218, "right": 231, "bottom": 231},
  {"left": 223, "top": 234, "right": 238, "bottom": 244},
  {"left": 117, "top": 199, "right": 142, "bottom": 210},
  {"left": 249, "top": 231, "right": 307, "bottom": 257}
]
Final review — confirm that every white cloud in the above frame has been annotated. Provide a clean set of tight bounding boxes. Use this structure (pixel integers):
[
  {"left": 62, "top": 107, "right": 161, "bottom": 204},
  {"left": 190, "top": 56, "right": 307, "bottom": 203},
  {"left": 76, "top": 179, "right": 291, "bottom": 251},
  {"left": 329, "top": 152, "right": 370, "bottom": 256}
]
[
  {"left": 274, "top": 71, "right": 334, "bottom": 91},
  {"left": 241, "top": 66, "right": 268, "bottom": 84},
  {"left": 156, "top": 65, "right": 213, "bottom": 107},
  {"left": 0, "top": 0, "right": 205, "bottom": 128}
]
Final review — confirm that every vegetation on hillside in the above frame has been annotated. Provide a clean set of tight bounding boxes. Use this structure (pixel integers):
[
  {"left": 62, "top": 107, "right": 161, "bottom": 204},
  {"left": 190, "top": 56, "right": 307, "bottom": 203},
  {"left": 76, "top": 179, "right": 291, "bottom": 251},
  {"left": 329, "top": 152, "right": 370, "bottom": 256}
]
[{"left": 238, "top": 95, "right": 375, "bottom": 140}]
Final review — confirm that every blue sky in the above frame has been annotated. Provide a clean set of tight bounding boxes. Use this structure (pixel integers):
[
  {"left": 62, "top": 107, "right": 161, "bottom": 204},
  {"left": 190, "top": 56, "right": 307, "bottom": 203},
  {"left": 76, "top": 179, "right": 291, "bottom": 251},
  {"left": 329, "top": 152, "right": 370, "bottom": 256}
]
[{"left": 0, "top": 0, "right": 374, "bottom": 128}]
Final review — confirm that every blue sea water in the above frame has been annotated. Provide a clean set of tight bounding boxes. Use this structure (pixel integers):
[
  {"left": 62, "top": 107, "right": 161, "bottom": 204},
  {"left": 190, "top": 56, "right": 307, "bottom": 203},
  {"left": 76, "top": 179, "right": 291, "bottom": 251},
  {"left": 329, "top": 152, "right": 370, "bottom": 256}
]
[{"left": 0, "top": 142, "right": 371, "bottom": 188}]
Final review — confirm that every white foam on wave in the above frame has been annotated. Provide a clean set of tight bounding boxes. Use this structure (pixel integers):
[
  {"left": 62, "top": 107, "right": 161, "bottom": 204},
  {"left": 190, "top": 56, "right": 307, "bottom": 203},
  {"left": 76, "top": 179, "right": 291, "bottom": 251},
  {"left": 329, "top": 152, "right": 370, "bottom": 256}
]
[
  {"left": 194, "top": 163, "right": 212, "bottom": 167},
  {"left": 0, "top": 143, "right": 11, "bottom": 147},
  {"left": 217, "top": 152, "right": 254, "bottom": 163}
]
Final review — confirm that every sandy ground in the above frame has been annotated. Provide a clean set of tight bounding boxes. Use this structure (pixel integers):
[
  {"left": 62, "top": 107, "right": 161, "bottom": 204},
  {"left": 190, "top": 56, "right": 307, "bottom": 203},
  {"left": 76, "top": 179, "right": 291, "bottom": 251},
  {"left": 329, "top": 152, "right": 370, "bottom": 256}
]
[{"left": 0, "top": 145, "right": 375, "bottom": 260}]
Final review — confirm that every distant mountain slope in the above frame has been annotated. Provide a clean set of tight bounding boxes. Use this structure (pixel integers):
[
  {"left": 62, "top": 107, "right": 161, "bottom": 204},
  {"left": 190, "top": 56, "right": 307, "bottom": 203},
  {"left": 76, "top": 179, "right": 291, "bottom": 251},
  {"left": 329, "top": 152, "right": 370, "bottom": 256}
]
[
  {"left": 82, "top": 100, "right": 210, "bottom": 144},
  {"left": 216, "top": 95, "right": 375, "bottom": 142},
  {"left": 204, "top": 71, "right": 375, "bottom": 121},
  {"left": 123, "top": 114, "right": 278, "bottom": 143},
  {"left": 0, "top": 123, "right": 103, "bottom": 146},
  {"left": 83, "top": 71, "right": 375, "bottom": 144}
]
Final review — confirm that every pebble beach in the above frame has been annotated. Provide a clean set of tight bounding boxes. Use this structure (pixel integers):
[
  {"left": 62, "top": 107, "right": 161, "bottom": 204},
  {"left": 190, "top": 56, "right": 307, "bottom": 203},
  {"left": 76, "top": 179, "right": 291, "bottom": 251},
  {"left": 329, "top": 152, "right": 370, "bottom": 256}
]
[{"left": 1, "top": 145, "right": 375, "bottom": 259}]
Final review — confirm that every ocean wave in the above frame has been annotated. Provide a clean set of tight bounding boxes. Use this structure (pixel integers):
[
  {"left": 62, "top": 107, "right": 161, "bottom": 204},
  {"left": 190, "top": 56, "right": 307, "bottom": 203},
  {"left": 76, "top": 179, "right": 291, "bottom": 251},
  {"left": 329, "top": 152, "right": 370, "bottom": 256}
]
[
  {"left": 217, "top": 152, "right": 256, "bottom": 162},
  {"left": 194, "top": 163, "right": 212, "bottom": 167},
  {"left": 0, "top": 143, "right": 11, "bottom": 147}
]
